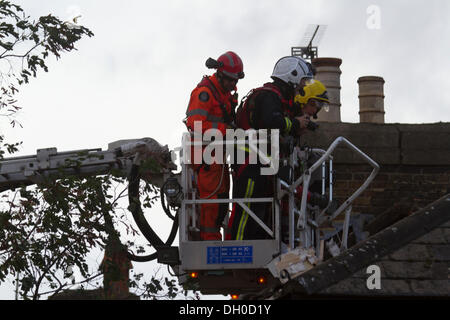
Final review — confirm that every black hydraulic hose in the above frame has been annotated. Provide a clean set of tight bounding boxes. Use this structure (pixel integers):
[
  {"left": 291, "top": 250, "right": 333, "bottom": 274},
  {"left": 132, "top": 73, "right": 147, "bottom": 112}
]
[
  {"left": 126, "top": 210, "right": 179, "bottom": 262},
  {"left": 127, "top": 251, "right": 158, "bottom": 262},
  {"left": 127, "top": 164, "right": 179, "bottom": 262}
]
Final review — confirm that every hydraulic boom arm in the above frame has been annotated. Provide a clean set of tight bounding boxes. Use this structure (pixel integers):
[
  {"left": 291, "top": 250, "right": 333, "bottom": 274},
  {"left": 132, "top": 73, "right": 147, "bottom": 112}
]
[
  {"left": 0, "top": 137, "right": 178, "bottom": 262},
  {"left": 0, "top": 137, "right": 174, "bottom": 192}
]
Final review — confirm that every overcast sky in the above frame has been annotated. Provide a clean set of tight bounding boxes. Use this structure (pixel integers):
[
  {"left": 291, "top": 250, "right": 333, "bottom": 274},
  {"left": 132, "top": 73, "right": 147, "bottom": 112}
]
[
  {"left": 3, "top": 0, "right": 449, "bottom": 156},
  {"left": 1, "top": 0, "right": 449, "bottom": 299}
]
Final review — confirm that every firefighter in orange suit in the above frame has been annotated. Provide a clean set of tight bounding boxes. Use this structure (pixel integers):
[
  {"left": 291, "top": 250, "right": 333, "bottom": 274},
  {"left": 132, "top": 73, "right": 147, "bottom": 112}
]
[{"left": 185, "top": 51, "right": 244, "bottom": 240}]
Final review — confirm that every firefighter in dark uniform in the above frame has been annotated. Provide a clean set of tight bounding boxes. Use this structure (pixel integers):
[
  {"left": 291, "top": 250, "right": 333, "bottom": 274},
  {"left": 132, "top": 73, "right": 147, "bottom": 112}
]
[{"left": 227, "top": 56, "right": 315, "bottom": 240}]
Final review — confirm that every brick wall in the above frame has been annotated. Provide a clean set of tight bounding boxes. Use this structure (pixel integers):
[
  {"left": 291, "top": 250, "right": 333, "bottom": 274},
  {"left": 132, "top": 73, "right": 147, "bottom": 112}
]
[
  {"left": 333, "top": 163, "right": 450, "bottom": 216},
  {"left": 301, "top": 122, "right": 450, "bottom": 216},
  {"left": 321, "top": 221, "right": 450, "bottom": 296},
  {"left": 302, "top": 122, "right": 450, "bottom": 296}
]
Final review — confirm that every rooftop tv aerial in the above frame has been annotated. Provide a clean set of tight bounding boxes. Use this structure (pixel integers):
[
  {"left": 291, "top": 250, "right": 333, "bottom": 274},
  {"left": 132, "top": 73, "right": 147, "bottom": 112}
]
[{"left": 291, "top": 24, "right": 327, "bottom": 61}]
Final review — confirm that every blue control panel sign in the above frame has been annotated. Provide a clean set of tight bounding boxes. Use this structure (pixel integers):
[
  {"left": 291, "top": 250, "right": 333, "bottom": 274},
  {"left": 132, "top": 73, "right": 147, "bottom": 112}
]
[{"left": 207, "top": 246, "right": 253, "bottom": 264}]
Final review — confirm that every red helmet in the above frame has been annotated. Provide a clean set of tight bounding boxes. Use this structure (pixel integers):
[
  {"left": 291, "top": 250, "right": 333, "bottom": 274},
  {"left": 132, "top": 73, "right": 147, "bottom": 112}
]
[{"left": 206, "top": 51, "right": 244, "bottom": 80}]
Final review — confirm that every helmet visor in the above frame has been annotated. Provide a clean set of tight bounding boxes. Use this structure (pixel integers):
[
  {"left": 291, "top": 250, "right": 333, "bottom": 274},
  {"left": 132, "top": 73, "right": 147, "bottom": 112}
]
[
  {"left": 304, "top": 78, "right": 315, "bottom": 86},
  {"left": 311, "top": 99, "right": 329, "bottom": 118},
  {"left": 221, "top": 70, "right": 245, "bottom": 80},
  {"left": 311, "top": 100, "right": 329, "bottom": 119}
]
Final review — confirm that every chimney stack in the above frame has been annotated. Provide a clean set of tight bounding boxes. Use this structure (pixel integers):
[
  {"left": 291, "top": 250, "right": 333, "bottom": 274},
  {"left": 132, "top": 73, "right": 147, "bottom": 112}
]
[
  {"left": 358, "top": 76, "right": 385, "bottom": 123},
  {"left": 311, "top": 57, "right": 342, "bottom": 122}
]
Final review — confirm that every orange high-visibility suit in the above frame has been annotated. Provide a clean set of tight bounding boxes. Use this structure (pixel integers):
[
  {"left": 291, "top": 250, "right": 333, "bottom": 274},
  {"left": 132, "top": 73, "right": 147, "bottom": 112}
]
[{"left": 185, "top": 74, "right": 235, "bottom": 240}]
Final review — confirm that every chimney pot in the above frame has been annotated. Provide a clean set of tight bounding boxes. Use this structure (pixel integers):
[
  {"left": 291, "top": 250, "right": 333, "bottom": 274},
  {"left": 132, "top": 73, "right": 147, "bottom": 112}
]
[
  {"left": 358, "top": 76, "right": 385, "bottom": 123},
  {"left": 311, "top": 57, "right": 342, "bottom": 122}
]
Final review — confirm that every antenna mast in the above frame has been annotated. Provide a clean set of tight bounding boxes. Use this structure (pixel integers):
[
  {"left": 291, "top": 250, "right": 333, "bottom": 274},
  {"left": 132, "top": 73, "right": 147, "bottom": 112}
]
[{"left": 291, "top": 24, "right": 327, "bottom": 61}]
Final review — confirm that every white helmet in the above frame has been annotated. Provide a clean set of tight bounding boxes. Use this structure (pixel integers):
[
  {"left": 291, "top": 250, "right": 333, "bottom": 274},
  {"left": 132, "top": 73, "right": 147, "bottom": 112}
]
[{"left": 271, "top": 56, "right": 313, "bottom": 88}]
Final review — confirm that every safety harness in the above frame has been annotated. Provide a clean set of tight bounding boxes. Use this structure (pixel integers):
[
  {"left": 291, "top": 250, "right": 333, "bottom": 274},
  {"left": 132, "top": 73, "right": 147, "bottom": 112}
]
[
  {"left": 185, "top": 76, "right": 235, "bottom": 128},
  {"left": 235, "top": 82, "right": 292, "bottom": 130}
]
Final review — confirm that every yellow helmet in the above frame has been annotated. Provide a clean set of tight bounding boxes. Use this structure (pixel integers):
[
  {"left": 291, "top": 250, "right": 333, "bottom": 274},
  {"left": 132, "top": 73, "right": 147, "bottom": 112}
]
[{"left": 294, "top": 79, "right": 329, "bottom": 105}]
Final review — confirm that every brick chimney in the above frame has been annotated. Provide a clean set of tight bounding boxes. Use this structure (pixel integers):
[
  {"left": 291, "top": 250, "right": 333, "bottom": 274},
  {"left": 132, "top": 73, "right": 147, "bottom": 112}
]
[
  {"left": 358, "top": 76, "right": 385, "bottom": 123},
  {"left": 311, "top": 57, "right": 342, "bottom": 122}
]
